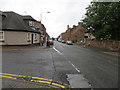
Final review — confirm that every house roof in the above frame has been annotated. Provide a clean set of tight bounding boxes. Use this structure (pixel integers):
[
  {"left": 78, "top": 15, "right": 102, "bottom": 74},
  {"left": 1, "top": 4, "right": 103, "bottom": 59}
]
[
  {"left": 22, "top": 15, "right": 36, "bottom": 21},
  {"left": 1, "top": 11, "right": 39, "bottom": 33}
]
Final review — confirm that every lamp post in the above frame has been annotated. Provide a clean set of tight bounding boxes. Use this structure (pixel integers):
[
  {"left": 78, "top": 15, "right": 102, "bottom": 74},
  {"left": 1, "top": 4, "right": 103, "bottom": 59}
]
[
  {"left": 40, "top": 11, "right": 50, "bottom": 47},
  {"left": 40, "top": 11, "right": 50, "bottom": 23}
]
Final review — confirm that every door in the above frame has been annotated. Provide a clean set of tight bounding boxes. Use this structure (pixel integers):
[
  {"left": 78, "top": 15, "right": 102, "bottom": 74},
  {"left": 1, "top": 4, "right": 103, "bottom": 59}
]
[{"left": 31, "top": 33, "right": 34, "bottom": 44}]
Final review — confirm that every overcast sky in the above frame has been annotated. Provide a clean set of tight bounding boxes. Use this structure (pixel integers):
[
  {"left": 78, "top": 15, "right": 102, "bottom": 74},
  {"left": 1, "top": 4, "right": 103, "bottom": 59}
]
[{"left": 0, "top": 0, "right": 93, "bottom": 37}]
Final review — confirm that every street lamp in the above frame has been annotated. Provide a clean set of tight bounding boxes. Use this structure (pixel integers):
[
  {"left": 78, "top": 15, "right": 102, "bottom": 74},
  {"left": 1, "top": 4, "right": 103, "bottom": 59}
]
[
  {"left": 40, "top": 11, "right": 50, "bottom": 47},
  {"left": 40, "top": 11, "right": 50, "bottom": 23}
]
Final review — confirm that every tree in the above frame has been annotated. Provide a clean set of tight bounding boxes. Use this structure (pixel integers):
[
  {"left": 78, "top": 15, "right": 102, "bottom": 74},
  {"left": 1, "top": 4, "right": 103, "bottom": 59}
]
[
  {"left": 52, "top": 37, "right": 55, "bottom": 40},
  {"left": 82, "top": 2, "right": 120, "bottom": 40}
]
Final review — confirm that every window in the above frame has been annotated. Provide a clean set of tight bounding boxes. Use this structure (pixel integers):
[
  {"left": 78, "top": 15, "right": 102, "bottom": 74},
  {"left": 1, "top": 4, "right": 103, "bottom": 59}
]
[
  {"left": 34, "top": 33, "right": 37, "bottom": 41},
  {"left": 0, "top": 31, "right": 4, "bottom": 41},
  {"left": 27, "top": 33, "right": 31, "bottom": 41},
  {"left": 29, "top": 21, "right": 34, "bottom": 26},
  {"left": 40, "top": 30, "right": 43, "bottom": 35}
]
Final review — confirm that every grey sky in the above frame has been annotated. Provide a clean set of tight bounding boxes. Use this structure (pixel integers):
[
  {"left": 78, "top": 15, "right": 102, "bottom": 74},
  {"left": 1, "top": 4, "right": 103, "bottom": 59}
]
[{"left": 0, "top": 0, "right": 92, "bottom": 37}]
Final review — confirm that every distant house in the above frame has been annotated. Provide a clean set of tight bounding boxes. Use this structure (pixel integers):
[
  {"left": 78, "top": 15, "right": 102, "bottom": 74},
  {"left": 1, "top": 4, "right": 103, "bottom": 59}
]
[
  {"left": 0, "top": 11, "right": 46, "bottom": 45},
  {"left": 84, "top": 32, "right": 96, "bottom": 40},
  {"left": 33, "top": 21, "right": 47, "bottom": 44},
  {"left": 46, "top": 32, "right": 50, "bottom": 41},
  {"left": 22, "top": 15, "right": 41, "bottom": 45},
  {"left": 59, "top": 22, "right": 85, "bottom": 43}
]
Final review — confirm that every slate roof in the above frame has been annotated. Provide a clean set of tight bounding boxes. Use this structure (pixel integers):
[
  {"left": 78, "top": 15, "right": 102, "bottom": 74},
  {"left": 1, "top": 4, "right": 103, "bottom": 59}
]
[
  {"left": 22, "top": 15, "right": 36, "bottom": 21},
  {"left": 1, "top": 11, "right": 39, "bottom": 33}
]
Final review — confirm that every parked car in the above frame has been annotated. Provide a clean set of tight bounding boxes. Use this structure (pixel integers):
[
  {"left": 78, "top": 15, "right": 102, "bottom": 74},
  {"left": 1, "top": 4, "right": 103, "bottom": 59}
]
[
  {"left": 58, "top": 40, "right": 61, "bottom": 42},
  {"left": 61, "top": 40, "right": 66, "bottom": 43},
  {"left": 66, "top": 41, "right": 73, "bottom": 45},
  {"left": 49, "top": 40, "right": 54, "bottom": 45}
]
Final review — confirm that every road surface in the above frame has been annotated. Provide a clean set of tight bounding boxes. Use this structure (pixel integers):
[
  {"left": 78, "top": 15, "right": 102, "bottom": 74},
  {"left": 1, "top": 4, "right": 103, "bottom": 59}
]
[{"left": 2, "top": 41, "right": 118, "bottom": 88}]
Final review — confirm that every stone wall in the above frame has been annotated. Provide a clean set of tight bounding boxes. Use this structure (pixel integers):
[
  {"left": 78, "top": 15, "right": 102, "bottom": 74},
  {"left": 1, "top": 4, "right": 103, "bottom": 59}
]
[{"left": 86, "top": 40, "right": 120, "bottom": 51}]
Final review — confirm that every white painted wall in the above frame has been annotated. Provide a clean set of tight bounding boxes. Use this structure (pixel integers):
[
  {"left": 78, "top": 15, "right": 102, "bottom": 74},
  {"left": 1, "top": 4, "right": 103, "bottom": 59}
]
[{"left": 0, "top": 31, "right": 40, "bottom": 45}]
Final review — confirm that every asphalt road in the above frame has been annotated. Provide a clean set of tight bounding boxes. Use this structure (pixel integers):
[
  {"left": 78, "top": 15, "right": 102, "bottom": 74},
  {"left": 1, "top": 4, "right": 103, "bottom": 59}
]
[
  {"left": 2, "top": 41, "right": 118, "bottom": 88},
  {"left": 54, "top": 41, "right": 118, "bottom": 88}
]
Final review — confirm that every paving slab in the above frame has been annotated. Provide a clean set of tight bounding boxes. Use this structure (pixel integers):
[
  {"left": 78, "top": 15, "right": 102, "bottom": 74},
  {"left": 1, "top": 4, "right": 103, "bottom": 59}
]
[
  {"left": 66, "top": 74, "right": 91, "bottom": 88},
  {"left": 103, "top": 52, "right": 119, "bottom": 57}
]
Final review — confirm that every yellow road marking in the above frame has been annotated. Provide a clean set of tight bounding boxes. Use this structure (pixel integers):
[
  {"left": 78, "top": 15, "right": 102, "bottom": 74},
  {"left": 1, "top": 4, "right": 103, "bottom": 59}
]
[
  {"left": 0, "top": 73, "right": 52, "bottom": 81},
  {"left": 0, "top": 73, "right": 65, "bottom": 88},
  {"left": 0, "top": 75, "right": 16, "bottom": 79},
  {"left": 30, "top": 80, "right": 65, "bottom": 88},
  {"left": 51, "top": 82, "right": 65, "bottom": 88}
]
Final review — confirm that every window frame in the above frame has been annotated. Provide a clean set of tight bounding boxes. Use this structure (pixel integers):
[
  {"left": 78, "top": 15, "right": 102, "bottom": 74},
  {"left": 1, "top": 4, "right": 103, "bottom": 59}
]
[
  {"left": 0, "top": 31, "right": 4, "bottom": 41},
  {"left": 27, "top": 32, "right": 31, "bottom": 42},
  {"left": 29, "top": 21, "right": 34, "bottom": 26},
  {"left": 34, "top": 33, "right": 37, "bottom": 41},
  {"left": 29, "top": 21, "right": 33, "bottom": 26}
]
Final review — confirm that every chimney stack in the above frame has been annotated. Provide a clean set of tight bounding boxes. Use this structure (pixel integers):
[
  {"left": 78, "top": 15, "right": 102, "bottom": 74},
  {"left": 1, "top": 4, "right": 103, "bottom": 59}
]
[
  {"left": 73, "top": 25, "right": 76, "bottom": 28},
  {"left": 78, "top": 22, "right": 82, "bottom": 25},
  {"left": 67, "top": 25, "right": 69, "bottom": 30}
]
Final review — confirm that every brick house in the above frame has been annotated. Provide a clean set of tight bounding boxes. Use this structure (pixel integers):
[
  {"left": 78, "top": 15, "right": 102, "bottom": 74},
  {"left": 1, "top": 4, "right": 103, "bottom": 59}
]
[{"left": 59, "top": 22, "right": 86, "bottom": 43}]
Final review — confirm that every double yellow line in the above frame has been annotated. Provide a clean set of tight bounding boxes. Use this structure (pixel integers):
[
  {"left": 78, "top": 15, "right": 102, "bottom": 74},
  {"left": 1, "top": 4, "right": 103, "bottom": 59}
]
[{"left": 0, "top": 73, "right": 65, "bottom": 88}]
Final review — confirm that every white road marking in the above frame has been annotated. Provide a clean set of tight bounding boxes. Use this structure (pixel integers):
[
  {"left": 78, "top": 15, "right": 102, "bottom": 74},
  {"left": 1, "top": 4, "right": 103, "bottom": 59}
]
[
  {"left": 75, "top": 68, "right": 80, "bottom": 73},
  {"left": 53, "top": 47, "right": 80, "bottom": 73},
  {"left": 71, "top": 64, "right": 75, "bottom": 68},
  {"left": 53, "top": 47, "right": 63, "bottom": 55},
  {"left": 68, "top": 60, "right": 81, "bottom": 73}
]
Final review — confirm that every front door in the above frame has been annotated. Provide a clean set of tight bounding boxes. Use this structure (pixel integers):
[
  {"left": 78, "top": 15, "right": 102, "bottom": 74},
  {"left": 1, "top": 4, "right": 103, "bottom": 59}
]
[{"left": 31, "top": 33, "right": 34, "bottom": 44}]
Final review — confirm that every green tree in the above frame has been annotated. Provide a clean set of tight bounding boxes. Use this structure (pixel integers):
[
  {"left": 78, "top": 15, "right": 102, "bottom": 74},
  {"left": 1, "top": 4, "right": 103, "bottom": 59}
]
[{"left": 82, "top": 2, "right": 120, "bottom": 40}]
